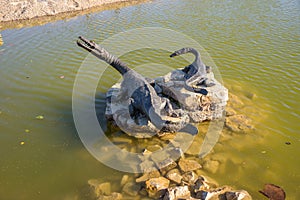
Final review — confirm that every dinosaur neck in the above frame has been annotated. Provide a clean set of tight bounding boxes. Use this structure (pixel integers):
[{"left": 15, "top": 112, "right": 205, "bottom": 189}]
[
  {"left": 187, "top": 48, "right": 203, "bottom": 66},
  {"left": 98, "top": 49, "right": 131, "bottom": 75},
  {"left": 110, "top": 58, "right": 131, "bottom": 75}
]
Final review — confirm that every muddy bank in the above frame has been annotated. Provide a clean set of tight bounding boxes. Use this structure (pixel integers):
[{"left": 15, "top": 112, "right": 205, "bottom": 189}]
[{"left": 0, "top": 0, "right": 147, "bottom": 29}]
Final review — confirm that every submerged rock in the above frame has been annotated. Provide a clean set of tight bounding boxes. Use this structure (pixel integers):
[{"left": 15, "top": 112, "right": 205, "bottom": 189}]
[
  {"left": 87, "top": 179, "right": 111, "bottom": 197},
  {"left": 225, "top": 114, "right": 254, "bottom": 133},
  {"left": 97, "top": 192, "right": 123, "bottom": 200},
  {"left": 120, "top": 175, "right": 129, "bottom": 187},
  {"left": 122, "top": 182, "right": 141, "bottom": 196},
  {"left": 203, "top": 159, "right": 220, "bottom": 174}
]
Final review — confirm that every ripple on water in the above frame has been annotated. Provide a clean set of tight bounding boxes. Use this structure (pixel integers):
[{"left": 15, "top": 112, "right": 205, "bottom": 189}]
[{"left": 0, "top": 0, "right": 300, "bottom": 199}]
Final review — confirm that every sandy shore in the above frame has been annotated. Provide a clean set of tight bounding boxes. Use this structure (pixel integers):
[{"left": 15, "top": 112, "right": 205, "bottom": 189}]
[{"left": 0, "top": 0, "right": 145, "bottom": 22}]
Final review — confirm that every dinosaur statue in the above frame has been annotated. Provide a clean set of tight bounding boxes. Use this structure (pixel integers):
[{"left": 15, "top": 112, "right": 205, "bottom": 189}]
[
  {"left": 170, "top": 47, "right": 215, "bottom": 94},
  {"left": 77, "top": 36, "right": 197, "bottom": 135}
]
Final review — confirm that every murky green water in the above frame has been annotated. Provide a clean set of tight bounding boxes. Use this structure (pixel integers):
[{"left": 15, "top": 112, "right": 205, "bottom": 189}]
[{"left": 0, "top": 0, "right": 299, "bottom": 199}]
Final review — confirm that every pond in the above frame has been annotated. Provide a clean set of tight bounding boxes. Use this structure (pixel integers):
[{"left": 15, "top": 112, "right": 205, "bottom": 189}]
[{"left": 0, "top": 0, "right": 299, "bottom": 199}]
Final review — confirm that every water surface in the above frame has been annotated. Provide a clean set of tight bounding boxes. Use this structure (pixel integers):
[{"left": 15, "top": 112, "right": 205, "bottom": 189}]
[{"left": 0, "top": 0, "right": 299, "bottom": 199}]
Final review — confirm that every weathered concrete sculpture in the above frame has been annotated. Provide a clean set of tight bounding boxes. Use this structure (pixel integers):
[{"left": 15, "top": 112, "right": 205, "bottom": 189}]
[
  {"left": 170, "top": 47, "right": 215, "bottom": 91},
  {"left": 155, "top": 48, "right": 228, "bottom": 122},
  {"left": 77, "top": 36, "right": 228, "bottom": 137},
  {"left": 77, "top": 36, "right": 196, "bottom": 137}
]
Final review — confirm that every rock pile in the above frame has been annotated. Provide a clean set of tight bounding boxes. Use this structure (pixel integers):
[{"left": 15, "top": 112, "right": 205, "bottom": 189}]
[{"left": 86, "top": 156, "right": 252, "bottom": 200}]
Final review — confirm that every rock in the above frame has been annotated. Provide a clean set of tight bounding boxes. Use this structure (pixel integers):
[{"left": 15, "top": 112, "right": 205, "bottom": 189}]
[
  {"left": 150, "top": 150, "right": 171, "bottom": 166},
  {"left": 166, "top": 169, "right": 182, "bottom": 184},
  {"left": 139, "top": 159, "right": 157, "bottom": 173},
  {"left": 98, "top": 192, "right": 123, "bottom": 200},
  {"left": 167, "top": 147, "right": 185, "bottom": 160},
  {"left": 193, "top": 176, "right": 219, "bottom": 193},
  {"left": 245, "top": 92, "right": 257, "bottom": 100},
  {"left": 227, "top": 93, "right": 244, "bottom": 109},
  {"left": 193, "top": 190, "right": 208, "bottom": 200},
  {"left": 182, "top": 171, "right": 198, "bottom": 185},
  {"left": 203, "top": 160, "right": 220, "bottom": 174},
  {"left": 146, "top": 144, "right": 163, "bottom": 152},
  {"left": 146, "top": 177, "right": 170, "bottom": 198},
  {"left": 88, "top": 180, "right": 111, "bottom": 197},
  {"left": 122, "top": 182, "right": 141, "bottom": 196},
  {"left": 141, "top": 148, "right": 152, "bottom": 157},
  {"left": 225, "top": 114, "right": 254, "bottom": 133},
  {"left": 178, "top": 159, "right": 202, "bottom": 172},
  {"left": 259, "top": 184, "right": 285, "bottom": 200},
  {"left": 223, "top": 190, "right": 252, "bottom": 200},
  {"left": 195, "top": 186, "right": 232, "bottom": 200},
  {"left": 120, "top": 175, "right": 129, "bottom": 187},
  {"left": 163, "top": 186, "right": 191, "bottom": 200},
  {"left": 156, "top": 158, "right": 177, "bottom": 175},
  {"left": 160, "top": 133, "right": 176, "bottom": 141},
  {"left": 136, "top": 170, "right": 160, "bottom": 183}
]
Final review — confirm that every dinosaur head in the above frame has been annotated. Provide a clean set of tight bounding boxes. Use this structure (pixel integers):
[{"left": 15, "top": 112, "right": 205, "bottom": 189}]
[
  {"left": 169, "top": 48, "right": 191, "bottom": 58},
  {"left": 169, "top": 50, "right": 181, "bottom": 57},
  {"left": 77, "top": 36, "right": 108, "bottom": 60}
]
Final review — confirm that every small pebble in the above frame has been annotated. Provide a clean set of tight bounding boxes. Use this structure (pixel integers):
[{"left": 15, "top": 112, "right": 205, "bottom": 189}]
[
  {"left": 20, "top": 141, "right": 25, "bottom": 145},
  {"left": 36, "top": 115, "right": 44, "bottom": 120}
]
